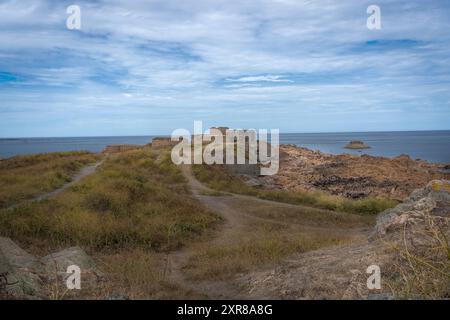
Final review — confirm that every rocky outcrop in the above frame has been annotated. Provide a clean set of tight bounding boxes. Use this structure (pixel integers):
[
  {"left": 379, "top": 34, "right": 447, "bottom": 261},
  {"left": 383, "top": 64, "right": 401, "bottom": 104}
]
[
  {"left": 41, "top": 247, "right": 104, "bottom": 285},
  {"left": 239, "top": 240, "right": 391, "bottom": 299},
  {"left": 106, "top": 292, "right": 130, "bottom": 300},
  {"left": 257, "top": 145, "right": 450, "bottom": 200},
  {"left": 370, "top": 180, "right": 450, "bottom": 240},
  {"left": 344, "top": 140, "right": 370, "bottom": 149},
  {"left": 0, "top": 239, "right": 103, "bottom": 299},
  {"left": 0, "top": 237, "right": 43, "bottom": 297}
]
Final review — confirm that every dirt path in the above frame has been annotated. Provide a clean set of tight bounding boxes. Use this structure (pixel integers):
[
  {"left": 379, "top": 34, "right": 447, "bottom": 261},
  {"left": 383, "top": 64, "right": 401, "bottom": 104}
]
[
  {"left": 180, "top": 165, "right": 252, "bottom": 233},
  {"left": 167, "top": 165, "right": 370, "bottom": 299},
  {"left": 6, "top": 160, "right": 104, "bottom": 211},
  {"left": 167, "top": 165, "right": 250, "bottom": 298}
]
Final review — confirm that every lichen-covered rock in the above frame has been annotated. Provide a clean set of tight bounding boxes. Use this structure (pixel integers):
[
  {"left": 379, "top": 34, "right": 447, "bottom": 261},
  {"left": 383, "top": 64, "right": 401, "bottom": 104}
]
[
  {"left": 370, "top": 180, "right": 450, "bottom": 240},
  {"left": 41, "top": 246, "right": 104, "bottom": 285},
  {"left": 0, "top": 237, "right": 43, "bottom": 297},
  {"left": 106, "top": 292, "right": 130, "bottom": 300},
  {"left": 0, "top": 240, "right": 104, "bottom": 299},
  {"left": 429, "top": 180, "right": 450, "bottom": 199}
]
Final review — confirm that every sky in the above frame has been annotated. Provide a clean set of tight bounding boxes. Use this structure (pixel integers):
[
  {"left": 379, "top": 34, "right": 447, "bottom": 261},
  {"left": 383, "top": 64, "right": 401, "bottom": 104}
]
[{"left": 0, "top": 0, "right": 450, "bottom": 137}]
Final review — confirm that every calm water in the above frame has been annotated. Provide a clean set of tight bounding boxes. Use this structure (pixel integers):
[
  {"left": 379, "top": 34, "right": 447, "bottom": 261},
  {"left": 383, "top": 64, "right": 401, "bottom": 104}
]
[
  {"left": 0, "top": 136, "right": 157, "bottom": 159},
  {"left": 281, "top": 131, "right": 450, "bottom": 163},
  {"left": 0, "top": 131, "right": 449, "bottom": 163}
]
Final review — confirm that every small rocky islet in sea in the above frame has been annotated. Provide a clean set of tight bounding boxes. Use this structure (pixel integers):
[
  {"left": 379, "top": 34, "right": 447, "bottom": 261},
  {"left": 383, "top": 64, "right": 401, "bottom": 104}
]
[{"left": 344, "top": 140, "right": 371, "bottom": 149}]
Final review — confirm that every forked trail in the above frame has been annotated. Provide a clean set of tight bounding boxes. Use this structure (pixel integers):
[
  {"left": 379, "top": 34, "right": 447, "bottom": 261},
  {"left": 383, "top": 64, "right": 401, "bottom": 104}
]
[{"left": 167, "top": 165, "right": 370, "bottom": 299}]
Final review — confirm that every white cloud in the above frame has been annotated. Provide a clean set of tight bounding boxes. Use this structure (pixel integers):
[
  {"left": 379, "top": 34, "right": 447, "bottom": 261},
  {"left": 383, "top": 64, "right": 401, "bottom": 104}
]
[
  {"left": 0, "top": 0, "right": 449, "bottom": 136},
  {"left": 226, "top": 75, "right": 293, "bottom": 83}
]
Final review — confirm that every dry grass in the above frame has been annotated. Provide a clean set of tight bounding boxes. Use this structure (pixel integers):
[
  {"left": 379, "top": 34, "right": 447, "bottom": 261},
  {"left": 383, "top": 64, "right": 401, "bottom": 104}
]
[
  {"left": 181, "top": 164, "right": 376, "bottom": 281},
  {"left": 39, "top": 248, "right": 196, "bottom": 300},
  {"left": 384, "top": 214, "right": 450, "bottom": 299},
  {"left": 1, "top": 146, "right": 419, "bottom": 300},
  {"left": 94, "top": 248, "right": 203, "bottom": 299},
  {"left": 228, "top": 197, "right": 375, "bottom": 228},
  {"left": 0, "top": 147, "right": 222, "bottom": 299},
  {"left": 182, "top": 194, "right": 371, "bottom": 281},
  {"left": 184, "top": 218, "right": 354, "bottom": 281},
  {"left": 0, "top": 151, "right": 101, "bottom": 209},
  {"left": 193, "top": 164, "right": 397, "bottom": 215},
  {"left": 0, "top": 147, "right": 220, "bottom": 251}
]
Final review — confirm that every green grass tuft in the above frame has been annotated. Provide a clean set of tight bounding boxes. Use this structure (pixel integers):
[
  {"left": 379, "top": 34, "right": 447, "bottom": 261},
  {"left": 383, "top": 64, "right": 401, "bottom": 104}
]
[{"left": 192, "top": 164, "right": 397, "bottom": 215}]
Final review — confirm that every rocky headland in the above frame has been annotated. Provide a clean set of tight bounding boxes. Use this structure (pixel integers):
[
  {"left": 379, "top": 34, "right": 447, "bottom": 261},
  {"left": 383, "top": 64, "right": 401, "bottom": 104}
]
[{"left": 257, "top": 145, "right": 450, "bottom": 201}]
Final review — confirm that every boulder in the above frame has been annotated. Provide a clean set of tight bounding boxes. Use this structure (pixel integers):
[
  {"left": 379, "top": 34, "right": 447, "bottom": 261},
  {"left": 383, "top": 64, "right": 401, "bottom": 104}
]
[
  {"left": 370, "top": 180, "right": 450, "bottom": 240},
  {"left": 106, "top": 292, "right": 130, "bottom": 300},
  {"left": 41, "top": 246, "right": 104, "bottom": 285},
  {"left": 367, "top": 293, "right": 395, "bottom": 300},
  {"left": 243, "top": 176, "right": 263, "bottom": 187},
  {"left": 0, "top": 237, "right": 43, "bottom": 297},
  {"left": 0, "top": 240, "right": 103, "bottom": 299}
]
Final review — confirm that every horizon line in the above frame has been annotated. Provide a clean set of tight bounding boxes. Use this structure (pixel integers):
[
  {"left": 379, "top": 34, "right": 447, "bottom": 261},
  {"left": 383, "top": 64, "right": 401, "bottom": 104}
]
[{"left": 1, "top": 129, "right": 450, "bottom": 140}]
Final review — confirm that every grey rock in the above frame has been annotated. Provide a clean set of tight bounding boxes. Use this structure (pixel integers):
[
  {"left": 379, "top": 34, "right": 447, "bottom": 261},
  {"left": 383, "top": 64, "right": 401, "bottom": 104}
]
[
  {"left": 369, "top": 180, "right": 450, "bottom": 241},
  {"left": 41, "top": 246, "right": 104, "bottom": 284},
  {"left": 0, "top": 239, "right": 104, "bottom": 299},
  {"left": 106, "top": 292, "right": 130, "bottom": 300},
  {"left": 0, "top": 237, "right": 43, "bottom": 297},
  {"left": 367, "top": 293, "right": 395, "bottom": 300},
  {"left": 243, "top": 177, "right": 262, "bottom": 187}
]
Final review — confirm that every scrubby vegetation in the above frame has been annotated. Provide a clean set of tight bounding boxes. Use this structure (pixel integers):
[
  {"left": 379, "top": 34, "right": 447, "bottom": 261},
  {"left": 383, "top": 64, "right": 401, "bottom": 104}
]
[
  {"left": 2, "top": 147, "right": 438, "bottom": 300},
  {"left": 96, "top": 248, "right": 202, "bottom": 299},
  {"left": 0, "top": 148, "right": 219, "bottom": 250},
  {"left": 184, "top": 194, "right": 372, "bottom": 281},
  {"left": 385, "top": 214, "right": 450, "bottom": 299},
  {"left": 193, "top": 164, "right": 396, "bottom": 215},
  {"left": 259, "top": 190, "right": 397, "bottom": 216},
  {"left": 185, "top": 225, "right": 350, "bottom": 280},
  {"left": 0, "top": 151, "right": 101, "bottom": 209}
]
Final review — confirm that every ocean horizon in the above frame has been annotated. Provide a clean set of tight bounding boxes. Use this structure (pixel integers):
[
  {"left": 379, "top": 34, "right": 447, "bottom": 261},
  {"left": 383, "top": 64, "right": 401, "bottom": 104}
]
[{"left": 1, "top": 130, "right": 450, "bottom": 164}]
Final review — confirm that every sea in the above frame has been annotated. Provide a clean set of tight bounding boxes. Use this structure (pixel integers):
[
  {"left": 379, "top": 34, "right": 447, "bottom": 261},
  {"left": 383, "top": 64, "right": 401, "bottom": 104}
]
[{"left": 1, "top": 131, "right": 449, "bottom": 164}]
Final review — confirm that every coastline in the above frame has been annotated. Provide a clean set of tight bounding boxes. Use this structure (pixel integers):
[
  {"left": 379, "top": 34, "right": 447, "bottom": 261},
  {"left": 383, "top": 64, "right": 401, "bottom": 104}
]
[
  {"left": 256, "top": 144, "right": 450, "bottom": 201},
  {"left": 1, "top": 130, "right": 450, "bottom": 163}
]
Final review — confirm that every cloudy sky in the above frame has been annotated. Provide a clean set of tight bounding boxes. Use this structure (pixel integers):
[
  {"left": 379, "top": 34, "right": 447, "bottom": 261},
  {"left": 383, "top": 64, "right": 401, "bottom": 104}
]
[{"left": 0, "top": 0, "right": 449, "bottom": 137}]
